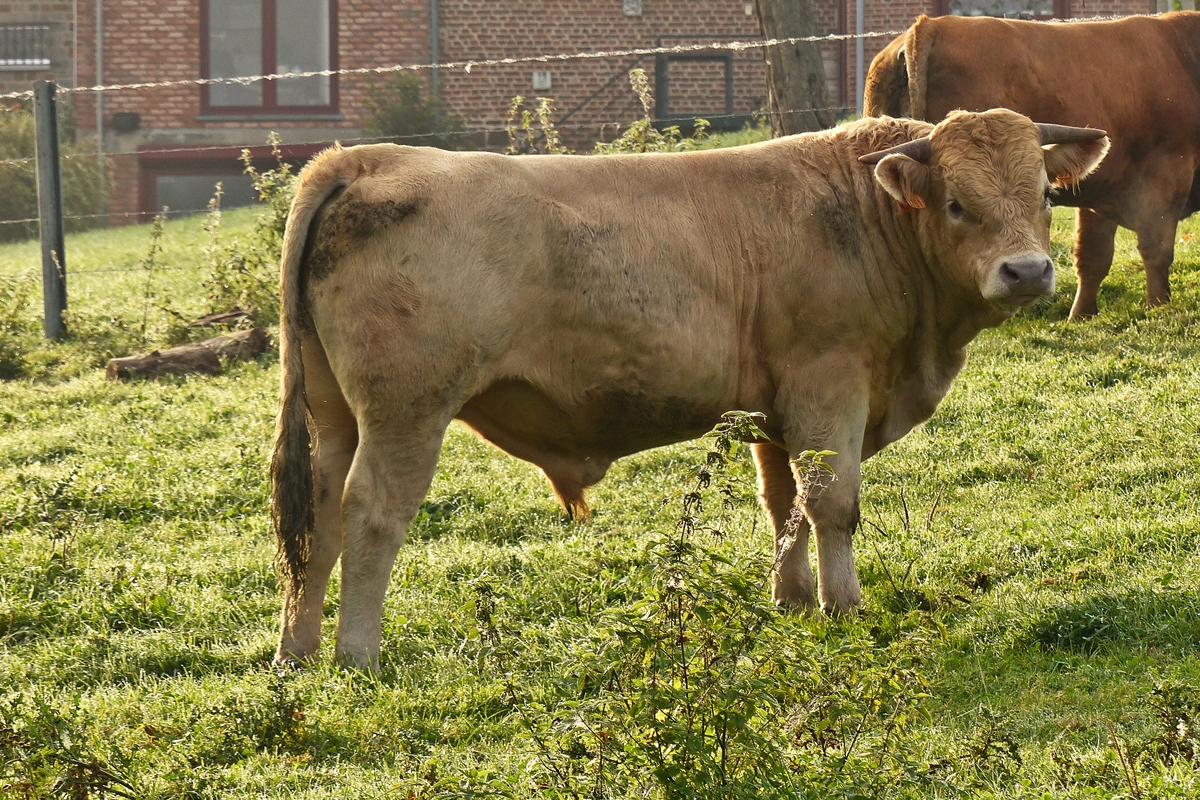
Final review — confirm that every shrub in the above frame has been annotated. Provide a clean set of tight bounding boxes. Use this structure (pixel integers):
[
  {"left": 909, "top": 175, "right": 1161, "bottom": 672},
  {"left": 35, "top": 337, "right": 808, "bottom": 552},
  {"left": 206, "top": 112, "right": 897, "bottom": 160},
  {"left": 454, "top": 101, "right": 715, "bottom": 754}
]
[
  {"left": 0, "top": 103, "right": 110, "bottom": 243},
  {"left": 363, "top": 73, "right": 467, "bottom": 149}
]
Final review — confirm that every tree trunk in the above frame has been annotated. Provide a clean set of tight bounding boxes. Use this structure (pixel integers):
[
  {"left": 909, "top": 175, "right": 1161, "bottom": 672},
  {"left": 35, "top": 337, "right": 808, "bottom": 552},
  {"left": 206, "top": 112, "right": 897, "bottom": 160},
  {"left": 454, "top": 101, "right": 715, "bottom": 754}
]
[{"left": 754, "top": 0, "right": 838, "bottom": 136}]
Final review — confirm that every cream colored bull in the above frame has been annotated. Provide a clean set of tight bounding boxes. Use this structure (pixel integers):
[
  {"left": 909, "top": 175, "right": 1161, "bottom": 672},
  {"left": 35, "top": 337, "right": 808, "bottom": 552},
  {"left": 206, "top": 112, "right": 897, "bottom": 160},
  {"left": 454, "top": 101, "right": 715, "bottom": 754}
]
[{"left": 271, "top": 109, "right": 1108, "bottom": 671}]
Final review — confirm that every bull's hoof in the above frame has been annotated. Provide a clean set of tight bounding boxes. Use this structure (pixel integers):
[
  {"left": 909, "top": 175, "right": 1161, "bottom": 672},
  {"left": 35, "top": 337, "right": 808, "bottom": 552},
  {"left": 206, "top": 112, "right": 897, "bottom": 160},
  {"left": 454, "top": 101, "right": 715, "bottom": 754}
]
[
  {"left": 335, "top": 646, "right": 380, "bottom": 674},
  {"left": 1068, "top": 296, "right": 1099, "bottom": 320},
  {"left": 819, "top": 602, "right": 862, "bottom": 618},
  {"left": 273, "top": 646, "right": 315, "bottom": 669},
  {"left": 772, "top": 585, "right": 818, "bottom": 614}
]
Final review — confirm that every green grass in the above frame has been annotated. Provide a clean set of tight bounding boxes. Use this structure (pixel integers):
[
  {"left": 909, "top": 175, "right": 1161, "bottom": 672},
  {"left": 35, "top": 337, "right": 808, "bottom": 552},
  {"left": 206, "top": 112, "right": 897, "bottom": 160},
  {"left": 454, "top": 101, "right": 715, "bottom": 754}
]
[{"left": 3, "top": 206, "right": 1200, "bottom": 797}]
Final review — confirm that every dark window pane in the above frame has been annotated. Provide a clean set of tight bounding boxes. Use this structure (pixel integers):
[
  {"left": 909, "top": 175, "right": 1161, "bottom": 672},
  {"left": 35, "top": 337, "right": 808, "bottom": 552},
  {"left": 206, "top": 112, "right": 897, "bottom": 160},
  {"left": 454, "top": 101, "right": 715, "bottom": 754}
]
[
  {"left": 276, "top": 0, "right": 330, "bottom": 106},
  {"left": 948, "top": 0, "right": 1054, "bottom": 17},
  {"left": 155, "top": 174, "right": 258, "bottom": 215},
  {"left": 209, "top": 0, "right": 263, "bottom": 106}
]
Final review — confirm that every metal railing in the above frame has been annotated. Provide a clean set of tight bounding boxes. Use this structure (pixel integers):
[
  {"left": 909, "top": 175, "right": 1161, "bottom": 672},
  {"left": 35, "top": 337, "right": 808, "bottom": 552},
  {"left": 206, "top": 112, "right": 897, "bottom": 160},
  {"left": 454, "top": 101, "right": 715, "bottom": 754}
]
[{"left": 0, "top": 25, "right": 51, "bottom": 71}]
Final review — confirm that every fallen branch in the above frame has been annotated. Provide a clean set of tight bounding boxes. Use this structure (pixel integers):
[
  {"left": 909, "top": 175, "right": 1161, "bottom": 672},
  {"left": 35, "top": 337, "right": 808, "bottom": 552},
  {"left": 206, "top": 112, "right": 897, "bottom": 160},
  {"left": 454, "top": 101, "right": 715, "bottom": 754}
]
[{"left": 105, "top": 327, "right": 271, "bottom": 381}]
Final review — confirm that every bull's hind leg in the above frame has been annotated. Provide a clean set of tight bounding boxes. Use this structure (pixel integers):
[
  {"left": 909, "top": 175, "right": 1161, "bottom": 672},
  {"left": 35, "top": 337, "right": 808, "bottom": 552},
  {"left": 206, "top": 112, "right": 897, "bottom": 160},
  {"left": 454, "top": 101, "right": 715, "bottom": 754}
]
[
  {"left": 1069, "top": 208, "right": 1118, "bottom": 320},
  {"left": 276, "top": 335, "right": 357, "bottom": 666},
  {"left": 753, "top": 443, "right": 815, "bottom": 610},
  {"left": 335, "top": 410, "right": 451, "bottom": 671}
]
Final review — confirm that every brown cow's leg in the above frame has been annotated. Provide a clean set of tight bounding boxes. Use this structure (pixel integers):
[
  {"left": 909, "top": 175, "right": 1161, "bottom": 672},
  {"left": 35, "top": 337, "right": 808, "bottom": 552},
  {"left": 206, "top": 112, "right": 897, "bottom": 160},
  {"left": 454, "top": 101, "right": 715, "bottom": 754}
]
[
  {"left": 753, "top": 442, "right": 815, "bottom": 610},
  {"left": 1069, "top": 208, "right": 1118, "bottom": 320},
  {"left": 335, "top": 412, "right": 450, "bottom": 671},
  {"left": 275, "top": 335, "right": 357, "bottom": 666},
  {"left": 1136, "top": 216, "right": 1177, "bottom": 308}
]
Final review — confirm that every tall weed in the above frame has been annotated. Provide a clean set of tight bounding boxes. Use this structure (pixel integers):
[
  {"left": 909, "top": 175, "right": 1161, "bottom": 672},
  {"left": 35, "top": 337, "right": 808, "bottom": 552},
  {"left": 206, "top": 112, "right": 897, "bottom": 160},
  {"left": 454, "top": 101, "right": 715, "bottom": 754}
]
[
  {"left": 202, "top": 133, "right": 296, "bottom": 324},
  {"left": 0, "top": 272, "right": 35, "bottom": 378},
  {"left": 593, "top": 69, "right": 710, "bottom": 155}
]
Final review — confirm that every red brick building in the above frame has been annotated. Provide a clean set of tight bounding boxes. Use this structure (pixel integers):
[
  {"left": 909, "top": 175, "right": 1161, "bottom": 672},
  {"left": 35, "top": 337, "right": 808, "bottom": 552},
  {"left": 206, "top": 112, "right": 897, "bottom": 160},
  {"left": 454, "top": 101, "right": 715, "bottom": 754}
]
[{"left": 1, "top": 0, "right": 1160, "bottom": 220}]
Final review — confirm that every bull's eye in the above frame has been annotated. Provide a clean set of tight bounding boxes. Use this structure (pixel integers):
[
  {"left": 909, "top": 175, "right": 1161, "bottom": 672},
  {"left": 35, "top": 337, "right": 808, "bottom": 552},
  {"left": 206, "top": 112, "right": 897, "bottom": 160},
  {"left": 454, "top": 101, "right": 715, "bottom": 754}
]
[
  {"left": 947, "top": 199, "right": 966, "bottom": 220},
  {"left": 1044, "top": 186, "right": 1053, "bottom": 209}
]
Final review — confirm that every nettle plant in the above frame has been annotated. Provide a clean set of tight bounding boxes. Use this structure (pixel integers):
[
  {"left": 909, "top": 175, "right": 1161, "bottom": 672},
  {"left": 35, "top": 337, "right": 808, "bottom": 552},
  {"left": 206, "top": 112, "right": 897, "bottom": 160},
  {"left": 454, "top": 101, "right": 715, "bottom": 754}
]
[
  {"left": 470, "top": 413, "right": 939, "bottom": 799},
  {"left": 202, "top": 133, "right": 296, "bottom": 325},
  {"left": 506, "top": 68, "right": 711, "bottom": 157}
]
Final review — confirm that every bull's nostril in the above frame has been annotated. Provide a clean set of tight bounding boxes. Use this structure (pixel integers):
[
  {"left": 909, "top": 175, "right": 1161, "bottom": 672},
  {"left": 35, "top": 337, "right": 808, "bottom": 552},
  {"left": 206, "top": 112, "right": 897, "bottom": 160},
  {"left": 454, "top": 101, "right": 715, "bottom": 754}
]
[{"left": 1001, "top": 262, "right": 1021, "bottom": 284}]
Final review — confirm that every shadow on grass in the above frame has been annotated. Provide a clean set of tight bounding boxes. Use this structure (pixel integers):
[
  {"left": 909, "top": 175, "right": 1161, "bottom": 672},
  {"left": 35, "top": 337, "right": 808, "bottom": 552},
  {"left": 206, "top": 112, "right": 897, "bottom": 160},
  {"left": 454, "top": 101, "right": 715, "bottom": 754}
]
[
  {"left": 411, "top": 489, "right": 573, "bottom": 544},
  {"left": 1026, "top": 588, "right": 1200, "bottom": 654}
]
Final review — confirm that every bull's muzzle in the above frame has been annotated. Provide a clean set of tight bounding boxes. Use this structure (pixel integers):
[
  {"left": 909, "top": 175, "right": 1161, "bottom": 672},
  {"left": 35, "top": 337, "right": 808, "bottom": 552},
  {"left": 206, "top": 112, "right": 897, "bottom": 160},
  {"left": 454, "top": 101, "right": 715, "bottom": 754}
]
[{"left": 992, "top": 253, "right": 1055, "bottom": 305}]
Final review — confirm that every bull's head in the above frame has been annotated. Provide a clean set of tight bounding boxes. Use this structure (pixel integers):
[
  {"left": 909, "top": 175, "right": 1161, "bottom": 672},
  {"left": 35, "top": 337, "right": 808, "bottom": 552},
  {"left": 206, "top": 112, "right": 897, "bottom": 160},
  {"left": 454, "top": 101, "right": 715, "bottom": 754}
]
[{"left": 860, "top": 109, "right": 1109, "bottom": 312}]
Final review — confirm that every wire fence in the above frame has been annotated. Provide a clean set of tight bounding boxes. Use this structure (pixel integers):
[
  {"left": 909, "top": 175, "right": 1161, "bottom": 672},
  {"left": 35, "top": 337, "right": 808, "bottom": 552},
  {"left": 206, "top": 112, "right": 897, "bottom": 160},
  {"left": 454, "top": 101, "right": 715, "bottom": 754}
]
[{"left": 0, "top": 12, "right": 1156, "bottom": 103}]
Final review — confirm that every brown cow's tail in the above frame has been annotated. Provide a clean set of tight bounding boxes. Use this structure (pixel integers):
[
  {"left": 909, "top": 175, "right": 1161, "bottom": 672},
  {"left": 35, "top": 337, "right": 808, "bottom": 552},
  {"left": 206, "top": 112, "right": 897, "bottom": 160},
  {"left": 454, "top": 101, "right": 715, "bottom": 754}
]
[
  {"left": 904, "top": 15, "right": 936, "bottom": 121},
  {"left": 864, "top": 29, "right": 911, "bottom": 117},
  {"left": 270, "top": 145, "right": 349, "bottom": 613}
]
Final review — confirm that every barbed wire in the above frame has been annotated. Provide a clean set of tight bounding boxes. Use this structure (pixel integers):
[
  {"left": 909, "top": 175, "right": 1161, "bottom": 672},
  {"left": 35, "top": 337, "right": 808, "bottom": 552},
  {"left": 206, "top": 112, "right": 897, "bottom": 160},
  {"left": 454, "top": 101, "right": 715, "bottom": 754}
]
[
  {"left": 0, "top": 29, "right": 914, "bottom": 102},
  {"left": 0, "top": 262, "right": 204, "bottom": 276},
  {"left": 0, "top": 207, "right": 218, "bottom": 227}
]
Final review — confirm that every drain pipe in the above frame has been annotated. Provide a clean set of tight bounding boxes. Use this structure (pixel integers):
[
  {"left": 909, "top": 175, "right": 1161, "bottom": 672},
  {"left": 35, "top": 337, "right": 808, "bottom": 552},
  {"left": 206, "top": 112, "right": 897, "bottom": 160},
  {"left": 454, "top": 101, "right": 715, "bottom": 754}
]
[
  {"left": 429, "top": 0, "right": 441, "bottom": 126},
  {"left": 855, "top": 0, "right": 864, "bottom": 116},
  {"left": 96, "top": 0, "right": 104, "bottom": 170}
]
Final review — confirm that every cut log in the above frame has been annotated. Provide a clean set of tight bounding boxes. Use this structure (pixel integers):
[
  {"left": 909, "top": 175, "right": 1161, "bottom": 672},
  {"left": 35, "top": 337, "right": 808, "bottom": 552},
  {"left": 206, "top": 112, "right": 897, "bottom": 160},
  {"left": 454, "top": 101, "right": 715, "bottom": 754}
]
[{"left": 106, "top": 327, "right": 271, "bottom": 381}]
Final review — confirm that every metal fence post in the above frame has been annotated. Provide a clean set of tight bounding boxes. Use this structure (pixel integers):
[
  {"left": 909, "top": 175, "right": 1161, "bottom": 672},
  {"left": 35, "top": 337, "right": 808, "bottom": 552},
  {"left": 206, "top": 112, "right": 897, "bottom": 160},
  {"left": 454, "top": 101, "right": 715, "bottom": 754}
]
[{"left": 34, "top": 79, "right": 67, "bottom": 339}]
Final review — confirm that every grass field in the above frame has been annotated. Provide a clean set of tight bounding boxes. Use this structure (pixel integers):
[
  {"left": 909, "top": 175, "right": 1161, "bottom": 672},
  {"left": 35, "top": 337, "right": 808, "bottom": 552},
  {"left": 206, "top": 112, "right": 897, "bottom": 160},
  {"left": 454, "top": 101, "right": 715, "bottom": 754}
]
[{"left": 3, "top": 188, "right": 1200, "bottom": 797}]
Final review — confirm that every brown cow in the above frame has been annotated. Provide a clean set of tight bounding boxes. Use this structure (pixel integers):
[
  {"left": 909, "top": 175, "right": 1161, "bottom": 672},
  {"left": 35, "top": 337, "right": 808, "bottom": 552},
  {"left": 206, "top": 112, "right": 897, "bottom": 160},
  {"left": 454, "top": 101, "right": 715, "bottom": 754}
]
[
  {"left": 271, "top": 110, "right": 1107, "bottom": 670},
  {"left": 865, "top": 12, "right": 1200, "bottom": 319}
]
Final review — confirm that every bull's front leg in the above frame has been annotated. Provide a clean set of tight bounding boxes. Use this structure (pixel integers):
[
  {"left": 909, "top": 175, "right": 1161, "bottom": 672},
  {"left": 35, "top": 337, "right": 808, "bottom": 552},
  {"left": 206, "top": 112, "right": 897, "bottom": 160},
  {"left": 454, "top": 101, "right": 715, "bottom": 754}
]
[
  {"left": 777, "top": 364, "right": 869, "bottom": 615},
  {"left": 805, "top": 447, "right": 863, "bottom": 615},
  {"left": 1069, "top": 208, "right": 1118, "bottom": 320}
]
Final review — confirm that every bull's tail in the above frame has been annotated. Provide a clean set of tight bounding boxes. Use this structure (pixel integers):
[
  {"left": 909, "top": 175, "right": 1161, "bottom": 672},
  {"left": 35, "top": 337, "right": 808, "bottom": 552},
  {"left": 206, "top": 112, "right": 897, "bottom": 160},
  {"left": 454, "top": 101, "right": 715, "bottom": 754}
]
[
  {"left": 271, "top": 145, "right": 350, "bottom": 611},
  {"left": 865, "top": 16, "right": 936, "bottom": 119}
]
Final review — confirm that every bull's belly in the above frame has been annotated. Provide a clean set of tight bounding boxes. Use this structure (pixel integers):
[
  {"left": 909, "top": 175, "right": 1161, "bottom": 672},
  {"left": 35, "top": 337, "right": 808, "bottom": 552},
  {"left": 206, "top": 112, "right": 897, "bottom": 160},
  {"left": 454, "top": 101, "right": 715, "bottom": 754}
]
[{"left": 456, "top": 378, "right": 727, "bottom": 465}]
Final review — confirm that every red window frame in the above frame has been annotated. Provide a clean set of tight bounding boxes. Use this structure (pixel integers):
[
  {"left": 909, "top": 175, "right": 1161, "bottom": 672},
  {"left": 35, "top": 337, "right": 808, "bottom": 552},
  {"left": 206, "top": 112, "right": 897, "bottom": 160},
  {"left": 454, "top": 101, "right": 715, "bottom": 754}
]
[{"left": 199, "top": 0, "right": 339, "bottom": 116}]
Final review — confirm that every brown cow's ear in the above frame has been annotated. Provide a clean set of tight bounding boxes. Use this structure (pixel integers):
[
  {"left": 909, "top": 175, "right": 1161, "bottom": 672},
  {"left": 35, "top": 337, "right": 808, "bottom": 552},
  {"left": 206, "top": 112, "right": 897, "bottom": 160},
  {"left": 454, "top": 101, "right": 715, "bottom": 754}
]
[
  {"left": 873, "top": 154, "right": 930, "bottom": 212},
  {"left": 1043, "top": 136, "right": 1110, "bottom": 187}
]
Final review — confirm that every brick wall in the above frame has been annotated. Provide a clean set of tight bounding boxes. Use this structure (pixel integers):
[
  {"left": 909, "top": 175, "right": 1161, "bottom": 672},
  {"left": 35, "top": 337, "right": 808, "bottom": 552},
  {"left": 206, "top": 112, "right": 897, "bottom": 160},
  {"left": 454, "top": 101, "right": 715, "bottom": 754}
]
[
  {"left": 1065, "top": 0, "right": 1155, "bottom": 15},
  {"left": 435, "top": 0, "right": 768, "bottom": 149},
  {"left": 0, "top": 1, "right": 76, "bottom": 97}
]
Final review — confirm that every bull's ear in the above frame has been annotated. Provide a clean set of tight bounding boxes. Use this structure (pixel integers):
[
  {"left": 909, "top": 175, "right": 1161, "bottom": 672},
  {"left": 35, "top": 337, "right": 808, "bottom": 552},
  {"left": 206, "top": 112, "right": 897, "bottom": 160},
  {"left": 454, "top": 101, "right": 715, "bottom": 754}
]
[
  {"left": 873, "top": 153, "right": 930, "bottom": 212},
  {"left": 1043, "top": 136, "right": 1110, "bottom": 188}
]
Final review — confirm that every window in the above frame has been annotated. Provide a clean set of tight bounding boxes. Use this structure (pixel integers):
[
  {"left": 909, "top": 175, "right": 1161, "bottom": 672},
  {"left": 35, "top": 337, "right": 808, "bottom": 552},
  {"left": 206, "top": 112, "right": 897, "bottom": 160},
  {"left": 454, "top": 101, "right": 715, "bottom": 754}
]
[
  {"left": 935, "top": 0, "right": 1066, "bottom": 17},
  {"left": 201, "top": 0, "right": 337, "bottom": 114},
  {"left": 0, "top": 25, "right": 51, "bottom": 70}
]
